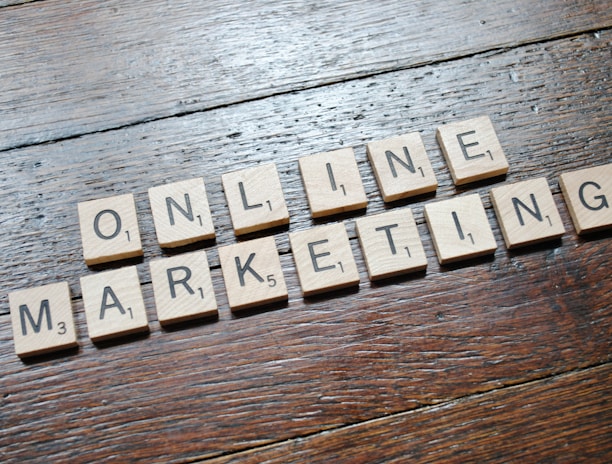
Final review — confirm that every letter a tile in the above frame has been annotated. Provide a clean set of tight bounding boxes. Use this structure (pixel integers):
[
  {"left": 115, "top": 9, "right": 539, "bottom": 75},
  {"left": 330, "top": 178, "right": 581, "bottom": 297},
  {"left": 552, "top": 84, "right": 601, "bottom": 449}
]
[
  {"left": 80, "top": 266, "right": 149, "bottom": 342},
  {"left": 424, "top": 194, "right": 497, "bottom": 264},
  {"left": 78, "top": 193, "right": 143, "bottom": 265},
  {"left": 299, "top": 148, "right": 368, "bottom": 218},
  {"left": 150, "top": 251, "right": 218, "bottom": 325},
  {"left": 559, "top": 164, "right": 612, "bottom": 234},
  {"left": 366, "top": 132, "right": 437, "bottom": 202},
  {"left": 8, "top": 282, "right": 78, "bottom": 358},
  {"left": 148, "top": 178, "right": 215, "bottom": 247},
  {"left": 490, "top": 177, "right": 565, "bottom": 248},
  {"left": 436, "top": 116, "right": 509, "bottom": 185},
  {"left": 289, "top": 223, "right": 359, "bottom": 297},
  {"left": 355, "top": 208, "right": 427, "bottom": 280},
  {"left": 218, "top": 236, "right": 287, "bottom": 311},
  {"left": 222, "top": 163, "right": 289, "bottom": 235}
]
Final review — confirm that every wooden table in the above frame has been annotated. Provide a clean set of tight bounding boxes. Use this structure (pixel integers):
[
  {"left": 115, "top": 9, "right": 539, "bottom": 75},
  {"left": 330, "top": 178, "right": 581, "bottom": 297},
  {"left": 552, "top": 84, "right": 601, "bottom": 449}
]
[{"left": 1, "top": 1, "right": 610, "bottom": 462}]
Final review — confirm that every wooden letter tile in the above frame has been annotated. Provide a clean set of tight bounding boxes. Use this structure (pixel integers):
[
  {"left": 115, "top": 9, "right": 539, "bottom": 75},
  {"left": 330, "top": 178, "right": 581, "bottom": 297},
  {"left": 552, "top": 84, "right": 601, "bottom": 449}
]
[
  {"left": 218, "top": 236, "right": 287, "bottom": 311},
  {"left": 289, "top": 222, "right": 359, "bottom": 296},
  {"left": 221, "top": 163, "right": 289, "bottom": 235},
  {"left": 355, "top": 208, "right": 427, "bottom": 280},
  {"left": 424, "top": 193, "right": 497, "bottom": 264},
  {"left": 298, "top": 148, "right": 368, "bottom": 218},
  {"left": 78, "top": 193, "right": 143, "bottom": 265},
  {"left": 8, "top": 282, "right": 78, "bottom": 358},
  {"left": 559, "top": 164, "right": 612, "bottom": 234},
  {"left": 150, "top": 250, "right": 218, "bottom": 325},
  {"left": 490, "top": 177, "right": 565, "bottom": 248},
  {"left": 148, "top": 177, "right": 215, "bottom": 247},
  {"left": 436, "top": 116, "right": 509, "bottom": 185},
  {"left": 366, "top": 132, "right": 437, "bottom": 202},
  {"left": 80, "top": 266, "right": 149, "bottom": 342}
]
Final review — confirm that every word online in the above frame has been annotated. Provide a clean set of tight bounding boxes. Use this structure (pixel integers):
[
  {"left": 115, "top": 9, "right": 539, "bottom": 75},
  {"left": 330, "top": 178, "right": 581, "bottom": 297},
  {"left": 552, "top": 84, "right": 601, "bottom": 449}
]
[{"left": 8, "top": 116, "right": 612, "bottom": 358}]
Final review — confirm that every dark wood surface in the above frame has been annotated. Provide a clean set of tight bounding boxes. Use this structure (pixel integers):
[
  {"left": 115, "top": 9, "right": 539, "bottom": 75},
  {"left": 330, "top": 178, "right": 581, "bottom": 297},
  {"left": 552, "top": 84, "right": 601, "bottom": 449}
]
[{"left": 0, "top": 1, "right": 610, "bottom": 462}]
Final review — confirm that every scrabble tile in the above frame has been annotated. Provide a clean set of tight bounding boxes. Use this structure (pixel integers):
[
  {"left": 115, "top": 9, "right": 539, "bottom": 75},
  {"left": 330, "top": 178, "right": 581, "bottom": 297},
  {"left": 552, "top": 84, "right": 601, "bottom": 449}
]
[
  {"left": 366, "top": 132, "right": 437, "bottom": 202},
  {"left": 222, "top": 163, "right": 289, "bottom": 235},
  {"left": 218, "top": 236, "right": 287, "bottom": 311},
  {"left": 150, "top": 251, "right": 218, "bottom": 325},
  {"left": 148, "top": 177, "right": 215, "bottom": 247},
  {"left": 80, "top": 266, "right": 149, "bottom": 342},
  {"left": 78, "top": 193, "right": 143, "bottom": 265},
  {"left": 559, "top": 164, "right": 612, "bottom": 234},
  {"left": 424, "top": 193, "right": 497, "bottom": 264},
  {"left": 436, "top": 116, "right": 509, "bottom": 185},
  {"left": 355, "top": 208, "right": 427, "bottom": 280},
  {"left": 289, "top": 222, "right": 359, "bottom": 296},
  {"left": 8, "top": 282, "right": 78, "bottom": 358},
  {"left": 490, "top": 177, "right": 565, "bottom": 248},
  {"left": 298, "top": 148, "right": 368, "bottom": 218}
]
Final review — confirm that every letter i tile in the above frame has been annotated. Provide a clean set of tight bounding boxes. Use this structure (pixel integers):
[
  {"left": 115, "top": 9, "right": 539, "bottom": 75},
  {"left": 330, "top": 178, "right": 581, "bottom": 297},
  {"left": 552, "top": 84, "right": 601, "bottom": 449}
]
[
  {"left": 559, "top": 164, "right": 612, "bottom": 234},
  {"left": 218, "top": 236, "right": 287, "bottom": 311},
  {"left": 77, "top": 193, "right": 143, "bottom": 265},
  {"left": 355, "top": 208, "right": 427, "bottom": 280},
  {"left": 490, "top": 177, "right": 565, "bottom": 248},
  {"left": 150, "top": 250, "right": 218, "bottom": 325},
  {"left": 298, "top": 148, "right": 368, "bottom": 218},
  {"left": 436, "top": 116, "right": 509, "bottom": 185},
  {"left": 289, "top": 222, "right": 359, "bottom": 297},
  {"left": 80, "top": 266, "right": 149, "bottom": 342},
  {"left": 148, "top": 177, "right": 215, "bottom": 247},
  {"left": 424, "top": 193, "right": 497, "bottom": 264},
  {"left": 8, "top": 282, "right": 78, "bottom": 358}
]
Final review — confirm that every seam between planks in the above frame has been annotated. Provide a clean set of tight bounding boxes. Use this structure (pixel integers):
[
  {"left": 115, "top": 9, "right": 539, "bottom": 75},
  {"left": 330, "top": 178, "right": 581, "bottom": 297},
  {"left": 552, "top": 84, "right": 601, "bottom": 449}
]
[{"left": 0, "top": 25, "right": 609, "bottom": 155}]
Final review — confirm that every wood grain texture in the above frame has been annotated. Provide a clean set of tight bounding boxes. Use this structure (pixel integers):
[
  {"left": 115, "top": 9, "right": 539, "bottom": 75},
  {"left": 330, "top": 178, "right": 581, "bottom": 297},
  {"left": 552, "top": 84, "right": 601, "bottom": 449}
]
[
  {"left": 208, "top": 364, "right": 612, "bottom": 463},
  {"left": 0, "top": 0, "right": 610, "bottom": 150},
  {"left": 0, "top": 1, "right": 611, "bottom": 462}
]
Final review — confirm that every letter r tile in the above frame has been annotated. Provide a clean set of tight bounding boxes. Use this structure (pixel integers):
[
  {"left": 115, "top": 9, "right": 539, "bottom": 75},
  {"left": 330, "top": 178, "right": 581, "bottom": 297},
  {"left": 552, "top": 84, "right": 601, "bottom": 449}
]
[
  {"left": 366, "top": 132, "right": 437, "bottom": 202},
  {"left": 148, "top": 177, "right": 215, "bottom": 247},
  {"left": 355, "top": 208, "right": 427, "bottom": 280},
  {"left": 78, "top": 193, "right": 143, "bottom": 265},
  {"left": 289, "top": 222, "right": 359, "bottom": 297},
  {"left": 222, "top": 163, "right": 289, "bottom": 235},
  {"left": 491, "top": 177, "right": 565, "bottom": 248},
  {"left": 559, "top": 163, "right": 612, "bottom": 234},
  {"left": 8, "top": 282, "right": 78, "bottom": 358},
  {"left": 218, "top": 236, "right": 287, "bottom": 311},
  {"left": 424, "top": 193, "right": 497, "bottom": 264},
  {"left": 436, "top": 116, "right": 509, "bottom": 185},
  {"left": 299, "top": 148, "right": 368, "bottom": 218},
  {"left": 80, "top": 266, "right": 149, "bottom": 342},
  {"left": 150, "top": 250, "right": 218, "bottom": 325}
]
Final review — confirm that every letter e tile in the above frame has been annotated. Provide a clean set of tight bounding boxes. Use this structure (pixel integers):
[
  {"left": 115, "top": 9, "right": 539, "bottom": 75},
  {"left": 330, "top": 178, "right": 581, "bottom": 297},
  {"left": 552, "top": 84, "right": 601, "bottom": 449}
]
[
  {"left": 366, "top": 132, "right": 437, "bottom": 202},
  {"left": 299, "top": 148, "right": 367, "bottom": 218},
  {"left": 222, "top": 163, "right": 289, "bottom": 235},
  {"left": 150, "top": 250, "right": 218, "bottom": 325},
  {"left": 356, "top": 208, "right": 427, "bottom": 280},
  {"left": 490, "top": 177, "right": 565, "bottom": 248},
  {"left": 9, "top": 282, "right": 78, "bottom": 358},
  {"left": 289, "top": 223, "right": 359, "bottom": 296},
  {"left": 80, "top": 266, "right": 149, "bottom": 342},
  {"left": 218, "top": 236, "right": 287, "bottom": 311},
  {"left": 148, "top": 177, "right": 215, "bottom": 247},
  {"left": 424, "top": 194, "right": 497, "bottom": 264},
  {"left": 436, "top": 116, "right": 509, "bottom": 185},
  {"left": 559, "top": 164, "right": 612, "bottom": 234},
  {"left": 78, "top": 193, "right": 143, "bottom": 265}
]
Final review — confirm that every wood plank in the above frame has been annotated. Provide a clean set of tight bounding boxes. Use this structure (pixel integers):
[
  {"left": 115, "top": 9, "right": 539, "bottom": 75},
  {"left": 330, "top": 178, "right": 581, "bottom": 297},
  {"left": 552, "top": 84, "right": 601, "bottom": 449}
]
[
  {"left": 0, "top": 32, "right": 609, "bottom": 304},
  {"left": 0, "top": 0, "right": 610, "bottom": 150},
  {"left": 208, "top": 364, "right": 612, "bottom": 463}
]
